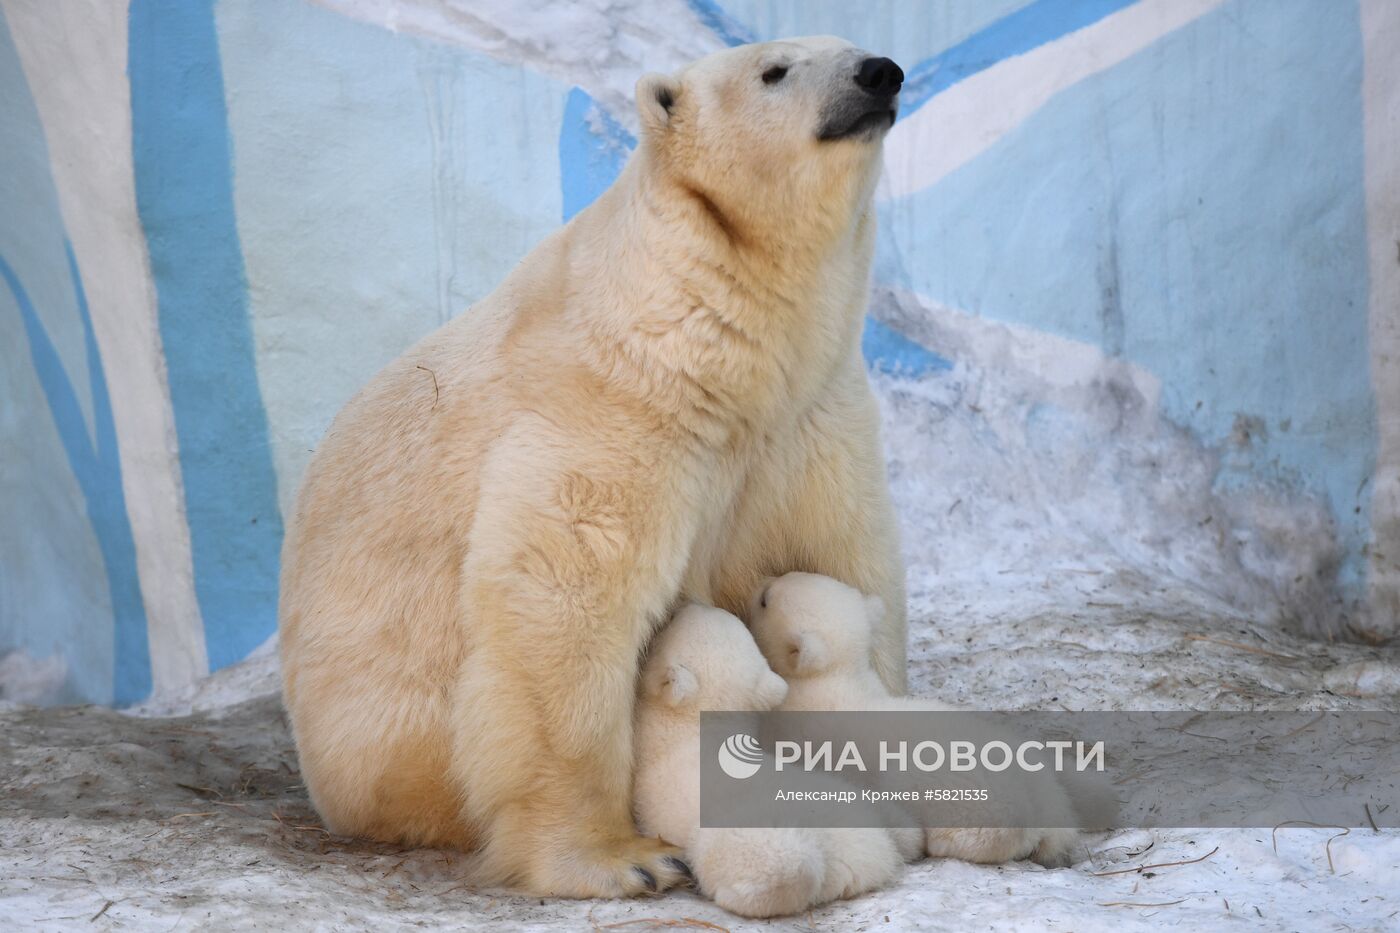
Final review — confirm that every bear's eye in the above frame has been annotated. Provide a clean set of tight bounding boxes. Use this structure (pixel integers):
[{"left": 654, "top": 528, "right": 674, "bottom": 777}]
[{"left": 762, "top": 65, "right": 788, "bottom": 85}]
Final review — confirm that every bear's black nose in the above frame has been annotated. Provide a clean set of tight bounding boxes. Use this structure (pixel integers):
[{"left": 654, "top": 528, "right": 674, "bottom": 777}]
[{"left": 855, "top": 57, "right": 903, "bottom": 96}]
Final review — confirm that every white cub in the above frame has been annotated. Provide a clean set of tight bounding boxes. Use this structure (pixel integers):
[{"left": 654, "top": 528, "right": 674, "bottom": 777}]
[
  {"left": 749, "top": 572, "right": 1101, "bottom": 868},
  {"left": 634, "top": 603, "right": 904, "bottom": 918}
]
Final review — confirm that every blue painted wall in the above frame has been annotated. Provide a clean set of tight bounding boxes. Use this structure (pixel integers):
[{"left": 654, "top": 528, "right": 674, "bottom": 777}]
[
  {"left": 1, "top": 9, "right": 138, "bottom": 703},
  {"left": 0, "top": 0, "right": 1390, "bottom": 702},
  {"left": 130, "top": 0, "right": 284, "bottom": 673},
  {"left": 213, "top": 0, "right": 570, "bottom": 521},
  {"left": 878, "top": 0, "right": 1374, "bottom": 583}
]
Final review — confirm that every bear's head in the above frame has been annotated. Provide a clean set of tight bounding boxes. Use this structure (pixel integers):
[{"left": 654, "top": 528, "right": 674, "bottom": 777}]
[
  {"left": 635, "top": 37, "right": 902, "bottom": 243},
  {"left": 642, "top": 603, "right": 789, "bottom": 713},
  {"left": 748, "top": 572, "right": 884, "bottom": 681}
]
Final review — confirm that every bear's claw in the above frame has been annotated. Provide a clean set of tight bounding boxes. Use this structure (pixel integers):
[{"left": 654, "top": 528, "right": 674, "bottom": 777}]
[{"left": 665, "top": 857, "right": 695, "bottom": 885}]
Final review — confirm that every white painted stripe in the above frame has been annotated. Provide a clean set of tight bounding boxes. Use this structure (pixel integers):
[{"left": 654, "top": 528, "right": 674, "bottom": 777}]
[
  {"left": 1360, "top": 0, "right": 1400, "bottom": 640},
  {"left": 308, "top": 0, "right": 727, "bottom": 134},
  {"left": 879, "top": 0, "right": 1228, "bottom": 202},
  {"left": 5, "top": 0, "right": 209, "bottom": 690}
]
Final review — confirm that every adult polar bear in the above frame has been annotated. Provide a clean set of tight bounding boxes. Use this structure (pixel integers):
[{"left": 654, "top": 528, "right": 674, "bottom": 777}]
[{"left": 280, "top": 37, "right": 907, "bottom": 898}]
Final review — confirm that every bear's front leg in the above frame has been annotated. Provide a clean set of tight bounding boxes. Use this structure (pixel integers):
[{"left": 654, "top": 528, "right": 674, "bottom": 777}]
[
  {"left": 451, "top": 437, "right": 696, "bottom": 897},
  {"left": 717, "top": 368, "right": 908, "bottom": 693}
]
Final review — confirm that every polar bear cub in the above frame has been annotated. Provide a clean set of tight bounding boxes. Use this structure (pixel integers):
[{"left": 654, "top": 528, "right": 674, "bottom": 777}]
[
  {"left": 749, "top": 572, "right": 1097, "bottom": 867},
  {"left": 634, "top": 603, "right": 904, "bottom": 917}
]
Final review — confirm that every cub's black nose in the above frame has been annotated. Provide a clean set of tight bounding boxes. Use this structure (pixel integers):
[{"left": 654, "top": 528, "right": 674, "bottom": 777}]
[{"left": 855, "top": 57, "right": 903, "bottom": 96}]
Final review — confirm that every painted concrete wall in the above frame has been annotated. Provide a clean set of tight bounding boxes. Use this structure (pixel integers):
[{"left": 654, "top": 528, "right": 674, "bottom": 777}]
[{"left": 1, "top": 0, "right": 1395, "bottom": 705}]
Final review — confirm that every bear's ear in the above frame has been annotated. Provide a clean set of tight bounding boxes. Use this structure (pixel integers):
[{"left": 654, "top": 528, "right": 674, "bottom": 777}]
[
  {"left": 786, "top": 632, "right": 828, "bottom": 676},
  {"left": 863, "top": 595, "right": 886, "bottom": 627},
  {"left": 636, "top": 72, "right": 680, "bottom": 136},
  {"left": 650, "top": 663, "right": 698, "bottom": 707}
]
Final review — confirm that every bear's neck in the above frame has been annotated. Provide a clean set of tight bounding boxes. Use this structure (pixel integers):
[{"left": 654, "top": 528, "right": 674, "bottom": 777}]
[{"left": 568, "top": 154, "right": 876, "bottom": 440}]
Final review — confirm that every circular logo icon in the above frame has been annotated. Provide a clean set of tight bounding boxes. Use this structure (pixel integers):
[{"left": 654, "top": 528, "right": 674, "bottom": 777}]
[{"left": 717, "top": 732, "right": 764, "bottom": 780}]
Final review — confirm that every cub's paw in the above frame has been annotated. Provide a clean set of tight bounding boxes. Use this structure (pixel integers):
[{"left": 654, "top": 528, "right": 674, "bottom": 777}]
[
  {"left": 817, "top": 828, "right": 903, "bottom": 900},
  {"left": 1028, "top": 828, "right": 1082, "bottom": 868},
  {"left": 692, "top": 827, "right": 824, "bottom": 918},
  {"left": 925, "top": 827, "right": 1080, "bottom": 866}
]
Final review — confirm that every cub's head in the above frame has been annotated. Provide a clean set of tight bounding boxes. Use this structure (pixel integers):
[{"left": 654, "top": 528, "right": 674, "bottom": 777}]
[
  {"left": 748, "top": 572, "right": 884, "bottom": 681},
  {"left": 635, "top": 36, "right": 902, "bottom": 239},
  {"left": 642, "top": 604, "right": 789, "bottom": 714}
]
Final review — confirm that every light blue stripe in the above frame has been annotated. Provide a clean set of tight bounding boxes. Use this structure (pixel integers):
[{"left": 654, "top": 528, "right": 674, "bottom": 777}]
[
  {"left": 899, "top": 0, "right": 1139, "bottom": 117},
  {"left": 560, "top": 88, "right": 635, "bottom": 223},
  {"left": 863, "top": 317, "right": 953, "bottom": 377},
  {"left": 129, "top": 0, "right": 283, "bottom": 672},
  {"left": 685, "top": 0, "right": 755, "bottom": 47},
  {"left": 683, "top": 0, "right": 1139, "bottom": 114},
  {"left": 0, "top": 246, "right": 151, "bottom": 703}
]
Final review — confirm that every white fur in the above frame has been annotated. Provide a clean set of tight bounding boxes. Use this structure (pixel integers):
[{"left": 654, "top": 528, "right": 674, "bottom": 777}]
[
  {"left": 749, "top": 572, "right": 1111, "bottom": 867},
  {"left": 634, "top": 603, "right": 903, "bottom": 917},
  {"left": 278, "top": 36, "right": 909, "bottom": 896}
]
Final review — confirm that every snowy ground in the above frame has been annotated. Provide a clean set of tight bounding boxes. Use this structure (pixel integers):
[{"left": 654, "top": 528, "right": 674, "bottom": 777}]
[
  {"left": 4, "top": 308, "right": 1398, "bottom": 930},
  {"left": 4, "top": 610, "right": 1399, "bottom": 932}
]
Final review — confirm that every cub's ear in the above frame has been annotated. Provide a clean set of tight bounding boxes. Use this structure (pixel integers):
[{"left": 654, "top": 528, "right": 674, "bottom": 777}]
[
  {"left": 863, "top": 595, "right": 886, "bottom": 626},
  {"left": 636, "top": 73, "right": 680, "bottom": 136},
  {"left": 786, "top": 632, "right": 828, "bottom": 676},
  {"left": 649, "top": 663, "right": 698, "bottom": 707},
  {"left": 759, "top": 669, "right": 789, "bottom": 708}
]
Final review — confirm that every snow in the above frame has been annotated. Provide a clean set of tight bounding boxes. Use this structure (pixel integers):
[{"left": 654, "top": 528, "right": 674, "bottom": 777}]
[
  {"left": 0, "top": 650, "right": 68, "bottom": 706},
  {"left": 308, "top": 0, "right": 728, "bottom": 132},
  {"left": 4, "top": 608, "right": 1397, "bottom": 931},
  {"left": 870, "top": 287, "right": 1354, "bottom": 641},
  {"left": 4, "top": 309, "right": 1399, "bottom": 930}
]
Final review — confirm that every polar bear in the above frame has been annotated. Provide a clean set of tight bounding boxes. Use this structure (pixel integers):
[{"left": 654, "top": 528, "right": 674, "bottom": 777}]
[
  {"left": 634, "top": 603, "right": 904, "bottom": 917},
  {"left": 749, "top": 572, "right": 1113, "bottom": 867},
  {"left": 279, "top": 36, "right": 909, "bottom": 897}
]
